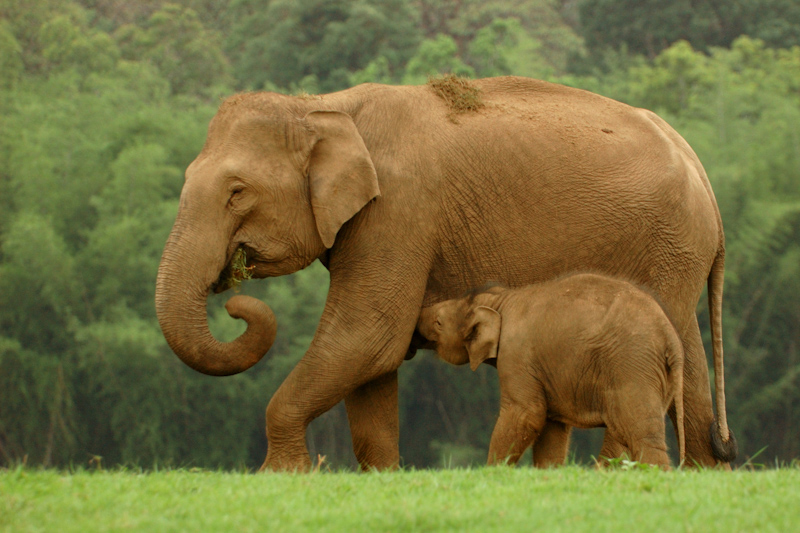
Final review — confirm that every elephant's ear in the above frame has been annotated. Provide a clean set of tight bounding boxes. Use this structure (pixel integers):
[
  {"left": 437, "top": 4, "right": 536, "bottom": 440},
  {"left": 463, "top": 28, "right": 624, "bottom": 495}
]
[
  {"left": 462, "top": 306, "right": 501, "bottom": 371},
  {"left": 303, "top": 110, "right": 380, "bottom": 248}
]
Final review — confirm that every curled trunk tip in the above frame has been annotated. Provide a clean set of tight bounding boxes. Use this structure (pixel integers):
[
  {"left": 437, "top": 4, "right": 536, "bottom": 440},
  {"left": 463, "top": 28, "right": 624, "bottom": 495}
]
[{"left": 157, "top": 291, "right": 278, "bottom": 376}]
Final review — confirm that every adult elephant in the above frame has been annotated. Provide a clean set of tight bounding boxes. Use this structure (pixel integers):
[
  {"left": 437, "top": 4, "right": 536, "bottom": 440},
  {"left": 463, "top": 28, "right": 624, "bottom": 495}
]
[{"left": 155, "top": 76, "right": 736, "bottom": 471}]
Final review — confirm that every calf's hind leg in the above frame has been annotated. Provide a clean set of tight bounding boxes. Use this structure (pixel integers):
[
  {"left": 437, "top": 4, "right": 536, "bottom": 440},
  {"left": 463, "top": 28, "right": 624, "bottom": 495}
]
[
  {"left": 607, "top": 395, "right": 671, "bottom": 468},
  {"left": 598, "top": 433, "right": 629, "bottom": 464}
]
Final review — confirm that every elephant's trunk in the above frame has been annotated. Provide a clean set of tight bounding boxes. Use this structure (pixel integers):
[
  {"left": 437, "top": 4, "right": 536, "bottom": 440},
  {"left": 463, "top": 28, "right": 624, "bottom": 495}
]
[{"left": 155, "top": 224, "right": 277, "bottom": 376}]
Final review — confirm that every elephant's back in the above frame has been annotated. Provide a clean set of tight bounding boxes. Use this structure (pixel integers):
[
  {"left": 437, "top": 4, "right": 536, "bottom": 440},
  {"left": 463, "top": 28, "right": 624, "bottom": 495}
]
[
  {"left": 347, "top": 79, "right": 722, "bottom": 328},
  {"left": 517, "top": 273, "right": 678, "bottom": 364}
]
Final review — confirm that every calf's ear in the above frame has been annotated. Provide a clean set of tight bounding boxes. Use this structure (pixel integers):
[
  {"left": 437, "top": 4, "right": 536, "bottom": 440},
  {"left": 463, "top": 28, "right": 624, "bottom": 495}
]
[
  {"left": 462, "top": 306, "right": 501, "bottom": 371},
  {"left": 302, "top": 110, "right": 380, "bottom": 248}
]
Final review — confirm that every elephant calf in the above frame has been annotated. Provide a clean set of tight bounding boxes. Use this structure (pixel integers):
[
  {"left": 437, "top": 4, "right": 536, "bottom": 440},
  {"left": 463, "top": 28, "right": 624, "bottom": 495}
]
[{"left": 417, "top": 273, "right": 686, "bottom": 468}]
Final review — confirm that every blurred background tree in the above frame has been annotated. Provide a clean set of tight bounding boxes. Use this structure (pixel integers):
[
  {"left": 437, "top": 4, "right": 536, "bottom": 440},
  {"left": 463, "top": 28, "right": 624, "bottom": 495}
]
[
  {"left": 1, "top": 0, "right": 798, "bottom": 469},
  {"left": 578, "top": 0, "right": 800, "bottom": 58},
  {"left": 225, "top": 0, "right": 422, "bottom": 92}
]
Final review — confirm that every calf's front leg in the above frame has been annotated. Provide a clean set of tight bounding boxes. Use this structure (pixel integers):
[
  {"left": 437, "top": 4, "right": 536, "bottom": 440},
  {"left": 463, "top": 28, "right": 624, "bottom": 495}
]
[
  {"left": 488, "top": 377, "right": 547, "bottom": 466},
  {"left": 488, "top": 405, "right": 546, "bottom": 465}
]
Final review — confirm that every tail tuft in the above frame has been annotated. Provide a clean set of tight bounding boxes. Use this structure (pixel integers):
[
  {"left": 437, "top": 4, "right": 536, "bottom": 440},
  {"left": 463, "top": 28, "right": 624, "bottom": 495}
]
[{"left": 709, "top": 420, "right": 738, "bottom": 463}]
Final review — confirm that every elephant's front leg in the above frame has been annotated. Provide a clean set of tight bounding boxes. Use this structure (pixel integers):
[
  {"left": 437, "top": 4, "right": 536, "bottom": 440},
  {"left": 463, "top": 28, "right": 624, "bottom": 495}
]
[
  {"left": 488, "top": 403, "right": 546, "bottom": 466},
  {"left": 260, "top": 261, "right": 427, "bottom": 472},
  {"left": 489, "top": 363, "right": 548, "bottom": 466},
  {"left": 345, "top": 371, "right": 399, "bottom": 470},
  {"left": 488, "top": 376, "right": 547, "bottom": 466}
]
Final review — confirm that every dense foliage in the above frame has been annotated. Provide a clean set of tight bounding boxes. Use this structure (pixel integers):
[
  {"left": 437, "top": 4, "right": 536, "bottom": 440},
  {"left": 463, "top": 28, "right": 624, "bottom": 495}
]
[{"left": 0, "top": 0, "right": 798, "bottom": 469}]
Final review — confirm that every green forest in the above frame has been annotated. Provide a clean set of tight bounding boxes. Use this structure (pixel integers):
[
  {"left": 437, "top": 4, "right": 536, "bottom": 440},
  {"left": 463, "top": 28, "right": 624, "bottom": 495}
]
[{"left": 1, "top": 0, "right": 799, "bottom": 469}]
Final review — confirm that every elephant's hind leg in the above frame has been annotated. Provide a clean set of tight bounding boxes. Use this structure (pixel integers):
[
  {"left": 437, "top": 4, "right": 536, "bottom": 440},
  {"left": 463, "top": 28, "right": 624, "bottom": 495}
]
[
  {"left": 606, "top": 381, "right": 671, "bottom": 468},
  {"left": 608, "top": 409, "right": 670, "bottom": 468},
  {"left": 602, "top": 428, "right": 670, "bottom": 468},
  {"left": 679, "top": 316, "right": 721, "bottom": 467},
  {"left": 597, "top": 433, "right": 628, "bottom": 465},
  {"left": 629, "top": 434, "right": 671, "bottom": 468}
]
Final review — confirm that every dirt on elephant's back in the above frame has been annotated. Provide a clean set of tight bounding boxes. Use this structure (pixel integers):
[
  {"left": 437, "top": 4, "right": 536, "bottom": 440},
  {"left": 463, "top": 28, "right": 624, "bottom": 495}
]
[{"left": 428, "top": 74, "right": 485, "bottom": 117}]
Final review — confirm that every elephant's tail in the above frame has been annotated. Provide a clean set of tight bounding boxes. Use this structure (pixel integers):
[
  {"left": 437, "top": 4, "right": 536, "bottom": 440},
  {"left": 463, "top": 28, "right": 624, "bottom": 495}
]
[
  {"left": 666, "top": 328, "right": 685, "bottom": 466},
  {"left": 708, "top": 248, "right": 738, "bottom": 462}
]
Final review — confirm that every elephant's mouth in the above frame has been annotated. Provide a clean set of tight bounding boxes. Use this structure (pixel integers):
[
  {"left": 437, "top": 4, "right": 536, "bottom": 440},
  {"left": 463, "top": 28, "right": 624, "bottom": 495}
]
[
  {"left": 406, "top": 329, "right": 435, "bottom": 360},
  {"left": 212, "top": 245, "right": 258, "bottom": 293}
]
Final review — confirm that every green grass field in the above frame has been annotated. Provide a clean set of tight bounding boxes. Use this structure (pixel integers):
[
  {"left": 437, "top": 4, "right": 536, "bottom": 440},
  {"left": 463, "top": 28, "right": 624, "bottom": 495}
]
[{"left": 2, "top": 466, "right": 799, "bottom": 532}]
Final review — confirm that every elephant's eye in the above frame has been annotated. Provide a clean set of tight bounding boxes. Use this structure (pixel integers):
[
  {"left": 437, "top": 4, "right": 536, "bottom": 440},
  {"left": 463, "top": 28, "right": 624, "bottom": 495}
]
[{"left": 228, "top": 187, "right": 244, "bottom": 206}]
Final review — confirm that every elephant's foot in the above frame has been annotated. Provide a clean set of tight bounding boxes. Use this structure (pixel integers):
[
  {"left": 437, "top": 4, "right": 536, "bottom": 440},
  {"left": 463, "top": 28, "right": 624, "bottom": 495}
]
[
  {"left": 350, "top": 431, "right": 400, "bottom": 471},
  {"left": 597, "top": 433, "right": 628, "bottom": 466},
  {"left": 260, "top": 416, "right": 313, "bottom": 472},
  {"left": 259, "top": 446, "right": 313, "bottom": 473},
  {"left": 349, "top": 444, "right": 399, "bottom": 472},
  {"left": 262, "top": 393, "right": 315, "bottom": 472}
]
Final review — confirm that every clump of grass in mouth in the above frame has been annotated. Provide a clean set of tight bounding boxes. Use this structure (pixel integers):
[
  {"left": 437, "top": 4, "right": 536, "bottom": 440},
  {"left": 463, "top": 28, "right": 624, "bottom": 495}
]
[{"left": 221, "top": 247, "right": 255, "bottom": 291}]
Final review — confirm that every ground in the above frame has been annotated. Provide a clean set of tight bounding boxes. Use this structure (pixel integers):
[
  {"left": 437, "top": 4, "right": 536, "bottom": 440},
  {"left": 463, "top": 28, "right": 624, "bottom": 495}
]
[{"left": 2, "top": 465, "right": 798, "bottom": 531}]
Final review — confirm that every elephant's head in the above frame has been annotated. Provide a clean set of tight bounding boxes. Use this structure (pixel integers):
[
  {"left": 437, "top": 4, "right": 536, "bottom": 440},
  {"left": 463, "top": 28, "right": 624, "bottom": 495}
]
[
  {"left": 417, "top": 298, "right": 502, "bottom": 370},
  {"left": 156, "top": 94, "right": 380, "bottom": 376},
  {"left": 417, "top": 284, "right": 506, "bottom": 367},
  {"left": 417, "top": 298, "right": 473, "bottom": 366}
]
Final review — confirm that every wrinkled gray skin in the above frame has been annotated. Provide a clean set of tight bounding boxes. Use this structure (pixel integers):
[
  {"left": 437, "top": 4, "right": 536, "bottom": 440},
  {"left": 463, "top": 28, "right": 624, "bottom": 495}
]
[
  {"left": 155, "top": 77, "right": 735, "bottom": 471},
  {"left": 418, "top": 275, "right": 686, "bottom": 467}
]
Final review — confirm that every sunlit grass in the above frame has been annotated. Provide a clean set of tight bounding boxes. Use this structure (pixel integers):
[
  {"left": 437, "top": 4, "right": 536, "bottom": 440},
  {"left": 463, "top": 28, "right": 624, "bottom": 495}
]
[{"left": 2, "top": 465, "right": 799, "bottom": 532}]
